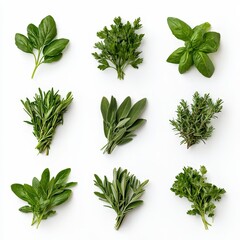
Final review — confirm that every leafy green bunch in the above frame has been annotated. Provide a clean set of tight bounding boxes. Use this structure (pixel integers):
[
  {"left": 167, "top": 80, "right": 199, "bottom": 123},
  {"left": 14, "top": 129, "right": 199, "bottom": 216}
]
[
  {"left": 92, "top": 17, "right": 144, "bottom": 80},
  {"left": 11, "top": 168, "right": 77, "bottom": 228},
  {"left": 15, "top": 15, "right": 69, "bottom": 78},
  {"left": 21, "top": 88, "right": 73, "bottom": 155},
  {"left": 101, "top": 96, "right": 147, "bottom": 154},
  {"left": 170, "top": 92, "right": 223, "bottom": 148},
  {"left": 167, "top": 17, "right": 220, "bottom": 77},
  {"left": 171, "top": 166, "right": 226, "bottom": 229},
  {"left": 94, "top": 168, "right": 149, "bottom": 230}
]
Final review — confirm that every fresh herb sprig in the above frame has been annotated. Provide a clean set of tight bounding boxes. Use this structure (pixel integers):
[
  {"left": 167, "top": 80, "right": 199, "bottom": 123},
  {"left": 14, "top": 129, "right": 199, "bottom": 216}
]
[
  {"left": 170, "top": 92, "right": 223, "bottom": 148},
  {"left": 171, "top": 166, "right": 226, "bottom": 229},
  {"left": 21, "top": 88, "right": 73, "bottom": 155},
  {"left": 15, "top": 15, "right": 69, "bottom": 78},
  {"left": 167, "top": 17, "right": 220, "bottom": 77},
  {"left": 11, "top": 168, "right": 77, "bottom": 228},
  {"left": 94, "top": 168, "right": 148, "bottom": 230},
  {"left": 92, "top": 17, "right": 144, "bottom": 80},
  {"left": 101, "top": 96, "right": 147, "bottom": 154}
]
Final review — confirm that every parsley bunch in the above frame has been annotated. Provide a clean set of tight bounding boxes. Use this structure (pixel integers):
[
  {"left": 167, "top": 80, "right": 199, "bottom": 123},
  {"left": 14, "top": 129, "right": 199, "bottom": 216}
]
[
  {"left": 171, "top": 166, "right": 226, "bottom": 229},
  {"left": 94, "top": 168, "right": 148, "bottom": 230},
  {"left": 21, "top": 88, "right": 73, "bottom": 155},
  {"left": 92, "top": 17, "right": 144, "bottom": 80},
  {"left": 167, "top": 17, "right": 220, "bottom": 78},
  {"left": 101, "top": 96, "right": 147, "bottom": 154},
  {"left": 11, "top": 168, "right": 77, "bottom": 228},
  {"left": 170, "top": 92, "right": 223, "bottom": 148}
]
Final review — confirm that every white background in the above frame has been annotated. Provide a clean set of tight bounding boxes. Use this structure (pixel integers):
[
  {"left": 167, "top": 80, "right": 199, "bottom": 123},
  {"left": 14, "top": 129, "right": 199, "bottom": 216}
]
[{"left": 0, "top": 0, "right": 239, "bottom": 239}]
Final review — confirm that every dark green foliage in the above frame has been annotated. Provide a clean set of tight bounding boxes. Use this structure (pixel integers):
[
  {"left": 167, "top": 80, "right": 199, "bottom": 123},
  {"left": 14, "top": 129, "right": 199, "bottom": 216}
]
[
  {"left": 167, "top": 17, "right": 220, "bottom": 78},
  {"left": 11, "top": 168, "right": 77, "bottom": 228},
  {"left": 171, "top": 166, "right": 226, "bottom": 229},
  {"left": 101, "top": 96, "right": 147, "bottom": 154},
  {"left": 21, "top": 88, "right": 73, "bottom": 155},
  {"left": 94, "top": 168, "right": 148, "bottom": 230},
  {"left": 170, "top": 92, "right": 223, "bottom": 148},
  {"left": 92, "top": 17, "right": 144, "bottom": 80},
  {"left": 15, "top": 15, "right": 69, "bottom": 78}
]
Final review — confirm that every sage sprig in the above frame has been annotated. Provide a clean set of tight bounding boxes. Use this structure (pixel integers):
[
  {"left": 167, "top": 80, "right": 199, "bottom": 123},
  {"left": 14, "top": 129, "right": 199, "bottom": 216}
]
[
  {"left": 92, "top": 17, "right": 144, "bottom": 80},
  {"left": 101, "top": 96, "right": 147, "bottom": 154},
  {"left": 171, "top": 166, "right": 226, "bottom": 229},
  {"left": 94, "top": 168, "right": 149, "bottom": 230},
  {"left": 15, "top": 15, "right": 69, "bottom": 78},
  {"left": 11, "top": 168, "right": 77, "bottom": 228},
  {"left": 167, "top": 17, "right": 220, "bottom": 78},
  {"left": 170, "top": 92, "right": 223, "bottom": 148},
  {"left": 21, "top": 88, "right": 73, "bottom": 155}
]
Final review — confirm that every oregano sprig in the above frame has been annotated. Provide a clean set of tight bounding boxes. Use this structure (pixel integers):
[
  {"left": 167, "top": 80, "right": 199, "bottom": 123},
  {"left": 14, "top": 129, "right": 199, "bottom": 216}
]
[
  {"left": 94, "top": 168, "right": 149, "bottom": 230},
  {"left": 21, "top": 88, "right": 73, "bottom": 155},
  {"left": 15, "top": 15, "right": 69, "bottom": 78},
  {"left": 167, "top": 17, "right": 220, "bottom": 78},
  {"left": 171, "top": 166, "right": 226, "bottom": 229},
  {"left": 101, "top": 96, "right": 147, "bottom": 154},
  {"left": 11, "top": 168, "right": 77, "bottom": 228},
  {"left": 92, "top": 17, "right": 144, "bottom": 80},
  {"left": 170, "top": 92, "right": 223, "bottom": 148}
]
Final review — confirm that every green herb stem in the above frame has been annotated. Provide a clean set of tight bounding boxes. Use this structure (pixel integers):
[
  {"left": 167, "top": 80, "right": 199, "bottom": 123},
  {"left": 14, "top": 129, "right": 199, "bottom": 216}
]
[
  {"left": 201, "top": 213, "right": 211, "bottom": 230},
  {"left": 115, "top": 214, "right": 125, "bottom": 230}
]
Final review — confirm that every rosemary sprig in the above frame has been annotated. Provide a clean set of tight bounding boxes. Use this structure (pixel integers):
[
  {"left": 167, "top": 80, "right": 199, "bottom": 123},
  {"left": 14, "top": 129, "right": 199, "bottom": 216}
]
[{"left": 21, "top": 88, "right": 73, "bottom": 155}]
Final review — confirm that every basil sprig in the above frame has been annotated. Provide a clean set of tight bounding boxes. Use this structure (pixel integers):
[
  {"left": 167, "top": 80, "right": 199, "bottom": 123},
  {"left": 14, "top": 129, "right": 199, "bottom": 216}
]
[
  {"left": 15, "top": 15, "right": 69, "bottom": 78},
  {"left": 167, "top": 17, "right": 220, "bottom": 78}
]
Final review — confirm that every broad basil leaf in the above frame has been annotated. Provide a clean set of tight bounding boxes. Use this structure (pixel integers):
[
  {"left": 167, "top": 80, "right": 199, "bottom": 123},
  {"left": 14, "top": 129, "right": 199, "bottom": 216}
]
[
  {"left": 43, "top": 39, "right": 69, "bottom": 56},
  {"left": 167, "top": 17, "right": 193, "bottom": 41},
  {"left": 27, "top": 24, "right": 40, "bottom": 49},
  {"left": 179, "top": 51, "right": 193, "bottom": 74},
  {"left": 193, "top": 51, "right": 214, "bottom": 78},
  {"left": 39, "top": 15, "right": 57, "bottom": 46},
  {"left": 15, "top": 33, "right": 33, "bottom": 53},
  {"left": 198, "top": 32, "right": 220, "bottom": 53},
  {"left": 191, "top": 23, "right": 211, "bottom": 49},
  {"left": 43, "top": 53, "right": 62, "bottom": 63},
  {"left": 167, "top": 47, "right": 186, "bottom": 64}
]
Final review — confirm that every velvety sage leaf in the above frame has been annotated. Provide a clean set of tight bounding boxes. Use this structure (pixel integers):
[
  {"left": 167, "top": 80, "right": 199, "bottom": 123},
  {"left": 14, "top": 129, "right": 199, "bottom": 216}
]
[
  {"left": 65, "top": 182, "right": 78, "bottom": 188},
  {"left": 27, "top": 24, "right": 40, "bottom": 49},
  {"left": 40, "top": 168, "right": 50, "bottom": 189},
  {"left": 167, "top": 47, "right": 186, "bottom": 64},
  {"left": 101, "top": 97, "right": 109, "bottom": 120},
  {"left": 126, "top": 98, "right": 147, "bottom": 127},
  {"left": 50, "top": 189, "right": 72, "bottom": 207},
  {"left": 43, "top": 38, "right": 69, "bottom": 56},
  {"left": 115, "top": 118, "right": 130, "bottom": 129},
  {"left": 39, "top": 15, "right": 57, "bottom": 46},
  {"left": 19, "top": 206, "right": 32, "bottom": 213},
  {"left": 127, "top": 119, "right": 146, "bottom": 132},
  {"left": 198, "top": 32, "right": 220, "bottom": 53},
  {"left": 54, "top": 168, "right": 71, "bottom": 186},
  {"left": 103, "top": 121, "right": 109, "bottom": 138},
  {"left": 167, "top": 17, "right": 193, "bottom": 41},
  {"left": 107, "top": 96, "right": 117, "bottom": 124},
  {"left": 15, "top": 33, "right": 33, "bottom": 53},
  {"left": 43, "top": 53, "right": 62, "bottom": 63},
  {"left": 11, "top": 184, "right": 27, "bottom": 201},
  {"left": 193, "top": 51, "right": 214, "bottom": 78},
  {"left": 116, "top": 96, "right": 131, "bottom": 121},
  {"left": 179, "top": 51, "right": 193, "bottom": 74},
  {"left": 117, "top": 137, "right": 133, "bottom": 145}
]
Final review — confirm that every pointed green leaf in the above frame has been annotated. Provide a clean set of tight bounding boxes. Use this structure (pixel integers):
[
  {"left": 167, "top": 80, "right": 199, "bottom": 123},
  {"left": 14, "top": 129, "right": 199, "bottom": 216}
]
[
  {"left": 19, "top": 206, "right": 32, "bottom": 213},
  {"left": 54, "top": 168, "right": 71, "bottom": 186},
  {"left": 11, "top": 184, "right": 27, "bottom": 201},
  {"left": 43, "top": 39, "right": 69, "bottom": 56},
  {"left": 167, "top": 47, "right": 186, "bottom": 64},
  {"left": 127, "top": 119, "right": 146, "bottom": 132},
  {"left": 178, "top": 51, "right": 193, "bottom": 74},
  {"left": 101, "top": 97, "right": 109, "bottom": 120},
  {"left": 116, "top": 97, "right": 131, "bottom": 121},
  {"left": 27, "top": 24, "right": 40, "bottom": 49},
  {"left": 51, "top": 189, "right": 72, "bottom": 207}
]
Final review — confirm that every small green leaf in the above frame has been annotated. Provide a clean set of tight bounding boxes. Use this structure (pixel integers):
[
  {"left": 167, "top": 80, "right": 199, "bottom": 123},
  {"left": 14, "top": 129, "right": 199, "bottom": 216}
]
[
  {"left": 107, "top": 96, "right": 117, "bottom": 124},
  {"left": 127, "top": 119, "right": 146, "bottom": 132},
  {"left": 167, "top": 47, "right": 186, "bottom": 64},
  {"left": 178, "top": 51, "right": 193, "bottom": 74},
  {"left": 43, "top": 53, "right": 62, "bottom": 63},
  {"left": 126, "top": 200, "right": 143, "bottom": 211},
  {"left": 115, "top": 118, "right": 130, "bottom": 128},
  {"left": 38, "top": 15, "right": 57, "bottom": 46},
  {"left": 101, "top": 97, "right": 109, "bottom": 121},
  {"left": 11, "top": 184, "right": 27, "bottom": 201},
  {"left": 15, "top": 33, "right": 33, "bottom": 53},
  {"left": 27, "top": 24, "right": 40, "bottom": 49},
  {"left": 19, "top": 206, "right": 32, "bottom": 213},
  {"left": 116, "top": 97, "right": 131, "bottom": 121},
  {"left": 198, "top": 32, "right": 220, "bottom": 53},
  {"left": 54, "top": 168, "right": 71, "bottom": 186},
  {"left": 51, "top": 190, "right": 72, "bottom": 207},
  {"left": 193, "top": 51, "right": 214, "bottom": 78},
  {"left": 43, "top": 39, "right": 69, "bottom": 56},
  {"left": 167, "top": 17, "right": 193, "bottom": 41},
  {"left": 40, "top": 168, "right": 50, "bottom": 189}
]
